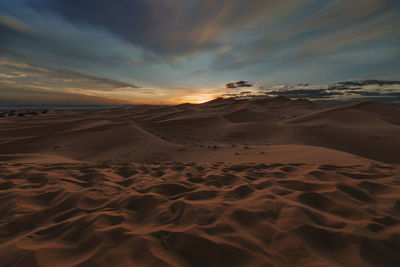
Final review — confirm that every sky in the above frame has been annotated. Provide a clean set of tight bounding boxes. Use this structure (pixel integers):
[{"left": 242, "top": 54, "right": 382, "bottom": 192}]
[{"left": 0, "top": 0, "right": 399, "bottom": 104}]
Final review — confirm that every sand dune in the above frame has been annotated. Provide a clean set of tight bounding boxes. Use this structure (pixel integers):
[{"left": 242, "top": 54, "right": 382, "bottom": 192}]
[
  {"left": 0, "top": 97, "right": 400, "bottom": 266},
  {"left": 2, "top": 97, "right": 399, "bottom": 163}
]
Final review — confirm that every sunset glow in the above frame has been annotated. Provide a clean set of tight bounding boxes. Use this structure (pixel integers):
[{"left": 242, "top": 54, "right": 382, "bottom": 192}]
[{"left": 0, "top": 0, "right": 399, "bottom": 104}]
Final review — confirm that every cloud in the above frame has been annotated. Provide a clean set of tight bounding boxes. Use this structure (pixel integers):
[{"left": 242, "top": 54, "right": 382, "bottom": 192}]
[
  {"left": 0, "top": 0, "right": 399, "bottom": 102},
  {"left": 296, "top": 0, "right": 397, "bottom": 32},
  {"left": 0, "top": 15, "right": 33, "bottom": 33},
  {"left": 224, "top": 80, "right": 253, "bottom": 89},
  {"left": 0, "top": 57, "right": 139, "bottom": 90},
  {"left": 0, "top": 57, "right": 141, "bottom": 104},
  {"left": 208, "top": 0, "right": 400, "bottom": 72},
  {"left": 0, "top": 86, "right": 132, "bottom": 105},
  {"left": 25, "top": 0, "right": 305, "bottom": 58},
  {"left": 262, "top": 80, "right": 400, "bottom": 104}
]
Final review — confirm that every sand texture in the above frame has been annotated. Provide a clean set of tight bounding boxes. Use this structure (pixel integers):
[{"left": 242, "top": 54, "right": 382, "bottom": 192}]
[{"left": 0, "top": 97, "right": 400, "bottom": 266}]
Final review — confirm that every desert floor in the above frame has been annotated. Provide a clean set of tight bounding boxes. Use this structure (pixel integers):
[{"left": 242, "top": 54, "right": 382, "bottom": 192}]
[{"left": 0, "top": 97, "right": 399, "bottom": 266}]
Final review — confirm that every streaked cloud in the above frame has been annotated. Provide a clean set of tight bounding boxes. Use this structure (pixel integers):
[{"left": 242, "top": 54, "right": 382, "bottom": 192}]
[
  {"left": 0, "top": 57, "right": 141, "bottom": 104},
  {"left": 0, "top": 0, "right": 398, "bottom": 104},
  {"left": 0, "top": 15, "right": 33, "bottom": 33}
]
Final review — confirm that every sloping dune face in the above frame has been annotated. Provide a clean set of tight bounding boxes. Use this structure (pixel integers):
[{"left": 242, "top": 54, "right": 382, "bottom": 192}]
[{"left": 0, "top": 162, "right": 399, "bottom": 266}]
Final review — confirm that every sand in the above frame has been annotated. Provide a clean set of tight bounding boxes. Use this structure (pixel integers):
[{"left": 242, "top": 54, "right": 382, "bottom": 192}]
[{"left": 0, "top": 97, "right": 399, "bottom": 266}]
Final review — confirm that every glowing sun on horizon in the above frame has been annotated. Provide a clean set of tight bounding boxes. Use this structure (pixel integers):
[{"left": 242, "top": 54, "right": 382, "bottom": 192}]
[{"left": 178, "top": 94, "right": 218, "bottom": 104}]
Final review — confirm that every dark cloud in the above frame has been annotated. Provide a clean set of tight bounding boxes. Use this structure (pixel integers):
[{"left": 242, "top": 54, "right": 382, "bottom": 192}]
[
  {"left": 236, "top": 81, "right": 253, "bottom": 87},
  {"left": 329, "top": 80, "right": 400, "bottom": 89},
  {"left": 222, "top": 80, "right": 400, "bottom": 104},
  {"left": 265, "top": 80, "right": 400, "bottom": 104},
  {"left": 240, "top": 91, "right": 252, "bottom": 95},
  {"left": 224, "top": 80, "right": 253, "bottom": 89},
  {"left": 224, "top": 83, "right": 236, "bottom": 89}
]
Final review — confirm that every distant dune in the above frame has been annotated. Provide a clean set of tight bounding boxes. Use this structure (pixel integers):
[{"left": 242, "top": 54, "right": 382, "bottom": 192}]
[{"left": 0, "top": 97, "right": 399, "bottom": 266}]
